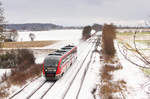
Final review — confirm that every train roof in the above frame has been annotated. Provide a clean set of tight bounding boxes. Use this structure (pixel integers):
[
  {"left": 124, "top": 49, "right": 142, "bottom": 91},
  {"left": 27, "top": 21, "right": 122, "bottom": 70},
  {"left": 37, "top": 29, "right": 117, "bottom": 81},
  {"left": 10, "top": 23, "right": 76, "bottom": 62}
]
[
  {"left": 64, "top": 45, "right": 75, "bottom": 47},
  {"left": 55, "top": 50, "right": 67, "bottom": 53},
  {"left": 46, "top": 45, "right": 77, "bottom": 59}
]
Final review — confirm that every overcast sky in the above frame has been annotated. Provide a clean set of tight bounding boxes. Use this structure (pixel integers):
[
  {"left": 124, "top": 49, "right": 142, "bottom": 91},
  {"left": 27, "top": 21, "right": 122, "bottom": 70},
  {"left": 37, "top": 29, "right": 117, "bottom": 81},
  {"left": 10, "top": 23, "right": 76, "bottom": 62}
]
[{"left": 1, "top": 0, "right": 150, "bottom": 26}]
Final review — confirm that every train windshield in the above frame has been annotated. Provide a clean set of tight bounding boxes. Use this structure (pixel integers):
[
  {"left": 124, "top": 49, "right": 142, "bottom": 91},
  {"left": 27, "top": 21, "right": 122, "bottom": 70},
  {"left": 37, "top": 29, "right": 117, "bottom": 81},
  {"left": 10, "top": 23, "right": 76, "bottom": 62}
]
[{"left": 44, "top": 58, "right": 58, "bottom": 67}]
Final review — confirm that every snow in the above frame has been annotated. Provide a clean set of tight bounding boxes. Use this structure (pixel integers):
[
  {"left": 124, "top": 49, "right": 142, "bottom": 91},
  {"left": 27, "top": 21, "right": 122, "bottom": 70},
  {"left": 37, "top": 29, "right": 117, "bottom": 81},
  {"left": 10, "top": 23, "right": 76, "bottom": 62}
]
[
  {"left": 43, "top": 39, "right": 95, "bottom": 99},
  {"left": 114, "top": 40, "right": 150, "bottom": 99},
  {"left": 8, "top": 34, "right": 101, "bottom": 99},
  {"left": 10, "top": 77, "right": 46, "bottom": 99},
  {"left": 0, "top": 69, "right": 11, "bottom": 82},
  {"left": 75, "top": 51, "right": 101, "bottom": 99},
  {"left": 2, "top": 29, "right": 150, "bottom": 99},
  {"left": 4, "top": 30, "right": 102, "bottom": 99},
  {"left": 18, "top": 29, "right": 82, "bottom": 41},
  {"left": 41, "top": 34, "right": 102, "bottom": 99}
]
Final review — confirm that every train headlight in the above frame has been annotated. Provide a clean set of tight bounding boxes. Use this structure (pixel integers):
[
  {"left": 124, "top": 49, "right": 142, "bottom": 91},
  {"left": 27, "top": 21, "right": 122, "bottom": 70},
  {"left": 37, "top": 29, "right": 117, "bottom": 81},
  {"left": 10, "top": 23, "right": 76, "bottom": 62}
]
[
  {"left": 45, "top": 68, "right": 56, "bottom": 72},
  {"left": 45, "top": 69, "right": 48, "bottom": 71}
]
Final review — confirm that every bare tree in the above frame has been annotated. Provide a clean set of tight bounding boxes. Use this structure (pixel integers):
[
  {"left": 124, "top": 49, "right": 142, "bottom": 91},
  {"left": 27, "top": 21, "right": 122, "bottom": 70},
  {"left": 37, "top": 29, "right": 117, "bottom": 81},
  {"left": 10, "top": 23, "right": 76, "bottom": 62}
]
[
  {"left": 29, "top": 33, "right": 35, "bottom": 41},
  {"left": 0, "top": 1, "right": 5, "bottom": 47},
  {"left": 82, "top": 26, "right": 91, "bottom": 40},
  {"left": 117, "top": 26, "right": 150, "bottom": 69},
  {"left": 92, "top": 24, "right": 102, "bottom": 32},
  {"left": 102, "top": 24, "right": 116, "bottom": 56}
]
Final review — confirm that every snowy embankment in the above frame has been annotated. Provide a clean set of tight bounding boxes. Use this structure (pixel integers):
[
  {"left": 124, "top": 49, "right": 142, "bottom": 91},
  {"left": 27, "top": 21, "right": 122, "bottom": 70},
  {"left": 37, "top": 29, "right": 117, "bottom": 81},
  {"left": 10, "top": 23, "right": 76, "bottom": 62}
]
[
  {"left": 114, "top": 41, "right": 150, "bottom": 99},
  {"left": 18, "top": 30, "right": 82, "bottom": 41}
]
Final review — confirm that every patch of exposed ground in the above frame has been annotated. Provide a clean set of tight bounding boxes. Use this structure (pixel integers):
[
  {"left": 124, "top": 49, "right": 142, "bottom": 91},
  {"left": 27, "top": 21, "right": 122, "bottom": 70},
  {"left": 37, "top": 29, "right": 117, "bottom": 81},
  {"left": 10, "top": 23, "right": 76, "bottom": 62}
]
[{"left": 1, "top": 40, "right": 58, "bottom": 48}]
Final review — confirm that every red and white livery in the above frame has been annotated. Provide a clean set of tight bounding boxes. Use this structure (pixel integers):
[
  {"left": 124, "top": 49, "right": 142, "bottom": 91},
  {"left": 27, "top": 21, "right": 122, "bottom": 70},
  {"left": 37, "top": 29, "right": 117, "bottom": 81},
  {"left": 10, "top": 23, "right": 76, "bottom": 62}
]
[{"left": 43, "top": 45, "right": 77, "bottom": 81}]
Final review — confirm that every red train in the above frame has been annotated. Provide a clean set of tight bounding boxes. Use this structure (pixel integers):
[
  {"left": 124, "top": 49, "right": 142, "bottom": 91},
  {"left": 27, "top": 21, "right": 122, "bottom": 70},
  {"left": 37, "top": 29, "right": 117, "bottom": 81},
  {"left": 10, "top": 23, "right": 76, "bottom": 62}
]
[{"left": 43, "top": 45, "right": 77, "bottom": 81}]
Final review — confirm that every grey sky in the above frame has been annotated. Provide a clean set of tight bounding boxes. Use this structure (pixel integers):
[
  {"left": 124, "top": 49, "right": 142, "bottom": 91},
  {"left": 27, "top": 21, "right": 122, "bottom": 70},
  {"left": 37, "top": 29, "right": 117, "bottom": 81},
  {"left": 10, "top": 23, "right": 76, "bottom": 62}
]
[{"left": 1, "top": 0, "right": 150, "bottom": 26}]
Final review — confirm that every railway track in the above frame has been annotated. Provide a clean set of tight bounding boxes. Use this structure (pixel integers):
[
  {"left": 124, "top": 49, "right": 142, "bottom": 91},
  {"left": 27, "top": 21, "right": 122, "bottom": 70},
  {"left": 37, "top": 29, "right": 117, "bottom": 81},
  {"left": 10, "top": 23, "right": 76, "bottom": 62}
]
[
  {"left": 29, "top": 38, "right": 95, "bottom": 99},
  {"left": 9, "top": 36, "right": 97, "bottom": 99},
  {"left": 62, "top": 36, "right": 100, "bottom": 99},
  {"left": 26, "top": 81, "right": 47, "bottom": 99},
  {"left": 28, "top": 82, "right": 55, "bottom": 99},
  {"left": 9, "top": 76, "right": 41, "bottom": 99},
  {"left": 42, "top": 37, "right": 97, "bottom": 98},
  {"left": 62, "top": 39, "right": 97, "bottom": 99}
]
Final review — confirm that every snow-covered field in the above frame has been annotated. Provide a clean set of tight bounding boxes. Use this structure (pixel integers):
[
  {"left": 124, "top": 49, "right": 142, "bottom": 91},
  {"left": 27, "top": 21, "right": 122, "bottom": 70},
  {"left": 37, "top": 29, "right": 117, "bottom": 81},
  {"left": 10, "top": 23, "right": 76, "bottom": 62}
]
[
  {"left": 18, "top": 29, "right": 83, "bottom": 41},
  {"left": 114, "top": 41, "right": 150, "bottom": 98},
  {"left": 1, "top": 29, "right": 150, "bottom": 99}
]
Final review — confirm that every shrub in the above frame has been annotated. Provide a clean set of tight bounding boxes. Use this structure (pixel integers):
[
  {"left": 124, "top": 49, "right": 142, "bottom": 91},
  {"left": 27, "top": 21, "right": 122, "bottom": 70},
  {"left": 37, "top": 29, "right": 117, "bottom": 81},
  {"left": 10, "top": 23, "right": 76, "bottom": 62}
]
[
  {"left": 82, "top": 26, "right": 92, "bottom": 40},
  {"left": 9, "top": 64, "right": 42, "bottom": 85},
  {"left": 0, "top": 50, "right": 17, "bottom": 68},
  {"left": 102, "top": 24, "right": 116, "bottom": 56},
  {"left": 0, "top": 49, "right": 42, "bottom": 91},
  {"left": 0, "top": 49, "right": 35, "bottom": 69},
  {"left": 16, "top": 49, "right": 35, "bottom": 71}
]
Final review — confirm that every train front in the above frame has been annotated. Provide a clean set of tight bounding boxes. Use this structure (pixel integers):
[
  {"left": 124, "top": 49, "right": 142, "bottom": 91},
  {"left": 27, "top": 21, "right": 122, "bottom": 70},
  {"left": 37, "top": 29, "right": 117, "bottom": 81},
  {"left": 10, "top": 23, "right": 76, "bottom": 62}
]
[{"left": 43, "top": 56, "right": 61, "bottom": 81}]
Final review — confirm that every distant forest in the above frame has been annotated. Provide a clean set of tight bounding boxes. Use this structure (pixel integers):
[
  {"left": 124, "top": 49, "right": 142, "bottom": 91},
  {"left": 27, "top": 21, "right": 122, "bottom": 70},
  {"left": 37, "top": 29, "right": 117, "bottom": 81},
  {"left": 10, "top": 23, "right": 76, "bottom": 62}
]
[
  {"left": 4, "top": 23, "right": 84, "bottom": 31},
  {"left": 3, "top": 23, "right": 150, "bottom": 31}
]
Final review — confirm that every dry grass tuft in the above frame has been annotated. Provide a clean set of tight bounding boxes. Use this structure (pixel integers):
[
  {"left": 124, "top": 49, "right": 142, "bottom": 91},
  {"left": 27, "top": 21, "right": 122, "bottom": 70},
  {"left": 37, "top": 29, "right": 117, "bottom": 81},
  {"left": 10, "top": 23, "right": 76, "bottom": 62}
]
[
  {"left": 104, "top": 65, "right": 123, "bottom": 72},
  {"left": 101, "top": 64, "right": 123, "bottom": 82},
  {"left": 0, "top": 86, "right": 9, "bottom": 98},
  {"left": 0, "top": 82, "right": 11, "bottom": 98},
  {"left": 101, "top": 71, "right": 112, "bottom": 81},
  {"left": 100, "top": 80, "right": 126, "bottom": 99},
  {"left": 8, "top": 64, "right": 42, "bottom": 86},
  {"left": 100, "top": 62, "right": 126, "bottom": 99}
]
